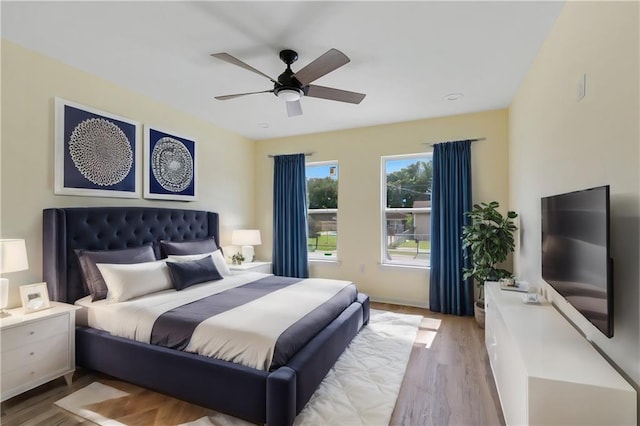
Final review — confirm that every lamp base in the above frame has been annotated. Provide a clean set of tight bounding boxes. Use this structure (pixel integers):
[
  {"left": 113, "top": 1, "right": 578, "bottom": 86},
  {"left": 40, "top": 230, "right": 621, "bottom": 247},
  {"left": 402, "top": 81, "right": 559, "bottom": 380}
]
[
  {"left": 0, "top": 277, "right": 9, "bottom": 317},
  {"left": 241, "top": 245, "right": 255, "bottom": 263}
]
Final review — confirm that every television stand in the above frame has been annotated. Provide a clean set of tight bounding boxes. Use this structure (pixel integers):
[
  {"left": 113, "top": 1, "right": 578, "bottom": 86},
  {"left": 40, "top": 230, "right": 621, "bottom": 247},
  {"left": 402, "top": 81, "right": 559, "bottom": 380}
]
[{"left": 484, "top": 281, "right": 636, "bottom": 425}]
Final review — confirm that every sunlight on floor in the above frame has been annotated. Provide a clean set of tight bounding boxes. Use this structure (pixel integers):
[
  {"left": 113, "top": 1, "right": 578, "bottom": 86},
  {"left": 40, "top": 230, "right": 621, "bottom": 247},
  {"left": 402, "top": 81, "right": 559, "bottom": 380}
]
[{"left": 415, "top": 316, "right": 441, "bottom": 349}]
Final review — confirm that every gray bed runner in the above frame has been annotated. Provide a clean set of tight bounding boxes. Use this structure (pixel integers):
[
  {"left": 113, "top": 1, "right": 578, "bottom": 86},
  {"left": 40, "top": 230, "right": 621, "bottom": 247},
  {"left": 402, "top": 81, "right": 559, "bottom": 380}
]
[
  {"left": 150, "top": 275, "right": 357, "bottom": 369},
  {"left": 151, "top": 275, "right": 302, "bottom": 350}
]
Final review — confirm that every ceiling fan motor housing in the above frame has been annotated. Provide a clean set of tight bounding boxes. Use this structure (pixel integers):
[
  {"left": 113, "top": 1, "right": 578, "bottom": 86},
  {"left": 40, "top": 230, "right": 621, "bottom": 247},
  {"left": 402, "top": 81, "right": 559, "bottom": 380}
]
[{"left": 275, "top": 49, "right": 303, "bottom": 98}]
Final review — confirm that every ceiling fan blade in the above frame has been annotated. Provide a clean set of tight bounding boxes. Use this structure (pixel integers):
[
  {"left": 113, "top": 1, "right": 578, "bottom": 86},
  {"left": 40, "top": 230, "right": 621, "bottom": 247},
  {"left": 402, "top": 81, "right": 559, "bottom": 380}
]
[
  {"left": 215, "top": 90, "right": 273, "bottom": 100},
  {"left": 286, "top": 100, "right": 303, "bottom": 117},
  {"left": 292, "top": 48, "right": 350, "bottom": 85},
  {"left": 211, "top": 53, "right": 277, "bottom": 84},
  {"left": 305, "top": 85, "right": 366, "bottom": 104}
]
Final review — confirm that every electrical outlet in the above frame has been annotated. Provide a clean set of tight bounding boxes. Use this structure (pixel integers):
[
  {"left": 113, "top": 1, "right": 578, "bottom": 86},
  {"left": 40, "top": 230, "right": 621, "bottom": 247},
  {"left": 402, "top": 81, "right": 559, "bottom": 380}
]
[
  {"left": 359, "top": 264, "right": 365, "bottom": 273},
  {"left": 577, "top": 73, "right": 586, "bottom": 101}
]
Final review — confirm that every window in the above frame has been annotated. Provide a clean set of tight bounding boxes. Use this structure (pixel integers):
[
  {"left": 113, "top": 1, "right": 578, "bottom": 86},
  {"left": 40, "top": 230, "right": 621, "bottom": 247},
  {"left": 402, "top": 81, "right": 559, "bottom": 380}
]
[
  {"left": 306, "top": 162, "right": 338, "bottom": 260},
  {"left": 382, "top": 153, "right": 433, "bottom": 267}
]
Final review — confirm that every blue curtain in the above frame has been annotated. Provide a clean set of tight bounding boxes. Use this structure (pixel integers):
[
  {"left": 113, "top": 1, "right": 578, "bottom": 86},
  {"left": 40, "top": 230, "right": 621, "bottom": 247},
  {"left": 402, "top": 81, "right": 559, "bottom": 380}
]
[
  {"left": 429, "top": 140, "right": 474, "bottom": 315},
  {"left": 272, "top": 154, "right": 309, "bottom": 278}
]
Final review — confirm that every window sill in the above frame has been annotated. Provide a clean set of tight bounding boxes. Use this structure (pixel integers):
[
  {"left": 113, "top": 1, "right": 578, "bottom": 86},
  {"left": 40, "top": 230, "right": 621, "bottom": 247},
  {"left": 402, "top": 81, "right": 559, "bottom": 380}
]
[
  {"left": 379, "top": 262, "right": 430, "bottom": 271},
  {"left": 309, "top": 258, "right": 341, "bottom": 266}
]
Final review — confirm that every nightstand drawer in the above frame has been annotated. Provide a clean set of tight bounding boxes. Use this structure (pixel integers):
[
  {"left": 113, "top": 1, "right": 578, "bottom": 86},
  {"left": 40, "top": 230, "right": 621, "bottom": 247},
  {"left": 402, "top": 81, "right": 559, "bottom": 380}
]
[
  {"left": 1, "top": 332, "right": 69, "bottom": 374},
  {"left": 0, "top": 303, "right": 78, "bottom": 402},
  {"left": 0, "top": 355, "right": 69, "bottom": 393},
  {"left": 1, "top": 314, "right": 68, "bottom": 352}
]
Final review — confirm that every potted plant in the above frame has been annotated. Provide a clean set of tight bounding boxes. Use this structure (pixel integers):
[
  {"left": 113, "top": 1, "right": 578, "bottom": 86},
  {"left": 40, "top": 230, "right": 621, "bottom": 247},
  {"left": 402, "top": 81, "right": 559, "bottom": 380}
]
[
  {"left": 462, "top": 201, "right": 518, "bottom": 328},
  {"left": 231, "top": 252, "right": 245, "bottom": 265}
]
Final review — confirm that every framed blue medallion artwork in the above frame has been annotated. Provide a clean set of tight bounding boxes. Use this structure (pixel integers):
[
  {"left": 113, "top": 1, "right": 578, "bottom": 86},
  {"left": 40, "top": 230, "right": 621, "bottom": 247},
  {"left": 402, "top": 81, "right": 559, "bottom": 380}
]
[
  {"left": 144, "top": 126, "right": 197, "bottom": 201},
  {"left": 54, "top": 98, "right": 140, "bottom": 198}
]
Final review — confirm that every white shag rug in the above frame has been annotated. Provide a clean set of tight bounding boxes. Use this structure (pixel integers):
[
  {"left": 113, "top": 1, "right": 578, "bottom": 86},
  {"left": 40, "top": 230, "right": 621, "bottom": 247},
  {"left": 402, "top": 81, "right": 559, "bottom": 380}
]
[{"left": 55, "top": 309, "right": 421, "bottom": 425}]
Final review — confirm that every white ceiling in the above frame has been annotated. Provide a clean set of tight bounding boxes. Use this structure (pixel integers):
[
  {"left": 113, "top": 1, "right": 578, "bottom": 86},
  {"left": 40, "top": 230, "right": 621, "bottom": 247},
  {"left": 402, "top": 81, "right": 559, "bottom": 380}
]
[{"left": 1, "top": 1, "right": 565, "bottom": 140}]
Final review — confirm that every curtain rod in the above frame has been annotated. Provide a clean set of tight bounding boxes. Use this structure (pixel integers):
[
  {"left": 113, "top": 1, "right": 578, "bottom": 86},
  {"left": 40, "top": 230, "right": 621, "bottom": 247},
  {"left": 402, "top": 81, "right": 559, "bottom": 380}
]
[
  {"left": 423, "top": 137, "right": 486, "bottom": 147},
  {"left": 268, "top": 152, "right": 314, "bottom": 158}
]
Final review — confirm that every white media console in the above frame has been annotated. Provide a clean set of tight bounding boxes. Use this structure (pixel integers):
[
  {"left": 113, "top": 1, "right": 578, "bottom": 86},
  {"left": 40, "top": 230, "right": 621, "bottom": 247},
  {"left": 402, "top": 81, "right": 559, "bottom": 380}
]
[{"left": 484, "top": 281, "right": 636, "bottom": 425}]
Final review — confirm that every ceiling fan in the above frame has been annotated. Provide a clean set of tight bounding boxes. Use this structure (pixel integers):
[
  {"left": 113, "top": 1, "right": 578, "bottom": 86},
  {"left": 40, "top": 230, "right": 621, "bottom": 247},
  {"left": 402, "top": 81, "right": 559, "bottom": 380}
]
[{"left": 211, "top": 48, "right": 366, "bottom": 117}]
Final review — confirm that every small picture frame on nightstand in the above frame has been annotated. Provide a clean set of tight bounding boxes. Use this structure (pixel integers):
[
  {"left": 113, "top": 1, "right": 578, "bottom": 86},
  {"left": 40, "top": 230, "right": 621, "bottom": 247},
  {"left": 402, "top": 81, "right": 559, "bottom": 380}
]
[{"left": 19, "top": 282, "right": 51, "bottom": 313}]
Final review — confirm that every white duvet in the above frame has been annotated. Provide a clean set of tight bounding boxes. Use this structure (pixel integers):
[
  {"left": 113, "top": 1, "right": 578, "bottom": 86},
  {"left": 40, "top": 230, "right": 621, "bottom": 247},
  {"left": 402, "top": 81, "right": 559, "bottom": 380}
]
[{"left": 76, "top": 272, "right": 353, "bottom": 370}]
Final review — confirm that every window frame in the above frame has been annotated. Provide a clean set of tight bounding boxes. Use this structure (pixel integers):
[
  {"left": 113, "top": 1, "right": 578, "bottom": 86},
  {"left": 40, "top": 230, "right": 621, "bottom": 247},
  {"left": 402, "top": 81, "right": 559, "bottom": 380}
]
[
  {"left": 306, "top": 160, "right": 339, "bottom": 261},
  {"left": 380, "top": 153, "right": 433, "bottom": 268}
]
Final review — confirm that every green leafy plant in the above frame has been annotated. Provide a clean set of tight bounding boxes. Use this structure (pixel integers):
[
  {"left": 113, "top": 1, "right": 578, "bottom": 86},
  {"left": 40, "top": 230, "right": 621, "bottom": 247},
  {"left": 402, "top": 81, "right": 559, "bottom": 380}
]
[
  {"left": 231, "top": 252, "right": 245, "bottom": 265},
  {"left": 462, "top": 201, "right": 518, "bottom": 302}
]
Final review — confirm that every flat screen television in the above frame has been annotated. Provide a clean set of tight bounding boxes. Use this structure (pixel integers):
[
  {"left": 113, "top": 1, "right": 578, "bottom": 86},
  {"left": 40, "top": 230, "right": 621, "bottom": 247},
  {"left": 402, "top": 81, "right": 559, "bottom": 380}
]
[{"left": 541, "top": 185, "right": 613, "bottom": 338}]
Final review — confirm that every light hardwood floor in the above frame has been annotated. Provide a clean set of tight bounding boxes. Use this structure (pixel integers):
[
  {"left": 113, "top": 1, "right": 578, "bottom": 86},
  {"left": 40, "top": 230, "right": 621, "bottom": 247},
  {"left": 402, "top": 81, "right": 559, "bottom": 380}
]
[
  {"left": 378, "top": 303, "right": 505, "bottom": 426},
  {"left": 1, "top": 303, "right": 504, "bottom": 425}
]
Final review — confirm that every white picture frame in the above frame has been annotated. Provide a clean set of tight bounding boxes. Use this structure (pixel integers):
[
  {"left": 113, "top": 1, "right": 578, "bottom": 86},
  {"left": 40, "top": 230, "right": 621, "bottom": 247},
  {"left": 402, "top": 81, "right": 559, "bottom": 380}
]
[
  {"left": 19, "top": 282, "right": 51, "bottom": 313},
  {"left": 143, "top": 125, "right": 197, "bottom": 201},
  {"left": 54, "top": 97, "right": 141, "bottom": 198}
]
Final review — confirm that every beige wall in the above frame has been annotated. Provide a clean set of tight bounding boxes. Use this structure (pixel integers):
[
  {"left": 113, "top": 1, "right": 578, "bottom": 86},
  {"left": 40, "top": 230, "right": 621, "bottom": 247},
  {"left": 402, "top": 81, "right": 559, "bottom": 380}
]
[
  {"left": 1, "top": 40, "right": 256, "bottom": 308},
  {"left": 254, "top": 109, "right": 509, "bottom": 307},
  {"left": 509, "top": 1, "right": 639, "bottom": 390}
]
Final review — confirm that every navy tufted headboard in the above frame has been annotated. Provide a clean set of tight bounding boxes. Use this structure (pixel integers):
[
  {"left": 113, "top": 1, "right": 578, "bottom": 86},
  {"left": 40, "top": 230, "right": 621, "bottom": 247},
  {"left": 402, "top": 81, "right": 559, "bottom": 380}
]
[{"left": 43, "top": 207, "right": 219, "bottom": 304}]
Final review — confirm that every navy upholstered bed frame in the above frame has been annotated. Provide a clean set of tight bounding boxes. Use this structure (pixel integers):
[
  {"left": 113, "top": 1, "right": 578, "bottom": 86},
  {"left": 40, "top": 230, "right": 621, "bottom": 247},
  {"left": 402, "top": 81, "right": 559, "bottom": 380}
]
[{"left": 42, "top": 207, "right": 369, "bottom": 426}]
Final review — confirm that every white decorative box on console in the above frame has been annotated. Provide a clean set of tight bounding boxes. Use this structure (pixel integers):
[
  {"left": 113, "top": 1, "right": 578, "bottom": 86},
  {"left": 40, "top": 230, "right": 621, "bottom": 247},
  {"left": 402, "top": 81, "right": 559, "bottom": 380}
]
[
  {"left": 0, "top": 302, "right": 79, "bottom": 401},
  {"left": 484, "top": 281, "right": 636, "bottom": 426}
]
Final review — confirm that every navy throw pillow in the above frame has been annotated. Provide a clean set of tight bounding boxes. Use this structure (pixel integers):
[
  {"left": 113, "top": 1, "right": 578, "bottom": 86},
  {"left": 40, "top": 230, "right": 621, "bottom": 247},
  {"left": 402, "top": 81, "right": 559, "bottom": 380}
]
[
  {"left": 166, "top": 256, "right": 223, "bottom": 290},
  {"left": 160, "top": 237, "right": 218, "bottom": 257}
]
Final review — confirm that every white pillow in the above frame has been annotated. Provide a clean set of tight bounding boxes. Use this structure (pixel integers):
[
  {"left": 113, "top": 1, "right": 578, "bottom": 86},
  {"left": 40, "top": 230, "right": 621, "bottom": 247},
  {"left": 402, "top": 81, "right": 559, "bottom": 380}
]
[
  {"left": 167, "top": 249, "right": 231, "bottom": 276},
  {"left": 96, "top": 260, "right": 173, "bottom": 303}
]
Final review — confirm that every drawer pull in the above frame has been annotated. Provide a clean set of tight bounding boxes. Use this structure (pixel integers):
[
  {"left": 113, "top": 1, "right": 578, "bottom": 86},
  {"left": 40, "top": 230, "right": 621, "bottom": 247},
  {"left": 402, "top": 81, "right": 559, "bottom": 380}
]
[
  {"left": 30, "top": 352, "right": 35, "bottom": 356},
  {"left": 29, "top": 331, "right": 35, "bottom": 335}
]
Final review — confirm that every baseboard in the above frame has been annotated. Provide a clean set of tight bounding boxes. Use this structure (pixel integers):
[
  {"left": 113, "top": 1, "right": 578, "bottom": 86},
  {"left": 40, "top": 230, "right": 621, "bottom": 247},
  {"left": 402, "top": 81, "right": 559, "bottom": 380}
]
[{"left": 369, "top": 296, "right": 429, "bottom": 310}]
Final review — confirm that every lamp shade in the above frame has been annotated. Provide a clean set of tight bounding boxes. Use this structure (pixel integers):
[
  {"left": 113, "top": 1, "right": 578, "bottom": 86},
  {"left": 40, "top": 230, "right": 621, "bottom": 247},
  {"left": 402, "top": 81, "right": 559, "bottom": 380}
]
[
  {"left": 0, "top": 239, "right": 29, "bottom": 273},
  {"left": 231, "top": 230, "right": 262, "bottom": 246}
]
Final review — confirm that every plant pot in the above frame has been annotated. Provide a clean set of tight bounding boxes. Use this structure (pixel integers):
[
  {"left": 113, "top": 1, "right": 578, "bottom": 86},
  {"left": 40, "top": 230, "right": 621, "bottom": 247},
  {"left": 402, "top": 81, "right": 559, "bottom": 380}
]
[{"left": 474, "top": 300, "right": 485, "bottom": 329}]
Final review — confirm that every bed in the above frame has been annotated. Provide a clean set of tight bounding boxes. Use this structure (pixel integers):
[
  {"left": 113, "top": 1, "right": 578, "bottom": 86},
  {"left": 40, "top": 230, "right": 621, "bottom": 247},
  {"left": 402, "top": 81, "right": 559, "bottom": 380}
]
[{"left": 43, "top": 207, "right": 369, "bottom": 426}]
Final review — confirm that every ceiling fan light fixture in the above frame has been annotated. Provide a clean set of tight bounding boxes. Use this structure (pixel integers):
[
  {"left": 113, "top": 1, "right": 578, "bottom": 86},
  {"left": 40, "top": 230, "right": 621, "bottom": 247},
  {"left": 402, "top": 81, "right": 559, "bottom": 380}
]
[{"left": 277, "top": 88, "right": 302, "bottom": 102}]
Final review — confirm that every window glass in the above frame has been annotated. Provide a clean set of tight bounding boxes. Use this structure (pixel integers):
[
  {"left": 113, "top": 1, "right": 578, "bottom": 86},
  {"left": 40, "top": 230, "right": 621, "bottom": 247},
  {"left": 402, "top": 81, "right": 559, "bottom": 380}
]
[
  {"left": 383, "top": 154, "right": 432, "bottom": 267},
  {"left": 307, "top": 163, "right": 338, "bottom": 260}
]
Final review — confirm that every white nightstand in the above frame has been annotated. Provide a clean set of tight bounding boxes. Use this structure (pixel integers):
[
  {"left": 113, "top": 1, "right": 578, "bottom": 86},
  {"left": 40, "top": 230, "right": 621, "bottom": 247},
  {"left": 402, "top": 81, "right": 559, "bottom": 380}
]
[
  {"left": 0, "top": 301, "right": 79, "bottom": 401},
  {"left": 229, "top": 261, "right": 272, "bottom": 274}
]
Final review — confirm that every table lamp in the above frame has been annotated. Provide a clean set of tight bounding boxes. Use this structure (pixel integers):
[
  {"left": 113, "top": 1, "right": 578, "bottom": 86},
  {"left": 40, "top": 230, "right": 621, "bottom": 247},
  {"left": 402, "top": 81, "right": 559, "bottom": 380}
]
[
  {"left": 231, "top": 230, "right": 262, "bottom": 263},
  {"left": 0, "top": 239, "right": 29, "bottom": 316}
]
